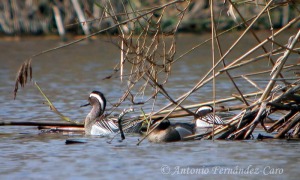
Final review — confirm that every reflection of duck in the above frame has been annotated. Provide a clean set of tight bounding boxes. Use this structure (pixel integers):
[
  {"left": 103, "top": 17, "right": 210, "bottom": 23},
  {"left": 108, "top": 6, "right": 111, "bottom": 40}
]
[
  {"left": 194, "top": 105, "right": 225, "bottom": 128},
  {"left": 147, "top": 119, "right": 195, "bottom": 143},
  {"left": 82, "top": 91, "right": 141, "bottom": 136}
]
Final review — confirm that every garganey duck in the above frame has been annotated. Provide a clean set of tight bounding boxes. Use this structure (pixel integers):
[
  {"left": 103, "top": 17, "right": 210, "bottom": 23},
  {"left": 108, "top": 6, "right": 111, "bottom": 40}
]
[
  {"left": 81, "top": 91, "right": 141, "bottom": 136},
  {"left": 146, "top": 105, "right": 225, "bottom": 142}
]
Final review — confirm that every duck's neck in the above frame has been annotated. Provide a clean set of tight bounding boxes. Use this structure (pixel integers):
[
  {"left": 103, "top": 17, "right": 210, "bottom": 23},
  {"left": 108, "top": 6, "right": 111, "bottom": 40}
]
[{"left": 84, "top": 103, "right": 102, "bottom": 135}]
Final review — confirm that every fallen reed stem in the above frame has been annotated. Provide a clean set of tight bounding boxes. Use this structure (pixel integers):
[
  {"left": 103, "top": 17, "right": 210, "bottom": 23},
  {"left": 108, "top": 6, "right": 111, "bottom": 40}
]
[{"left": 35, "top": 82, "right": 80, "bottom": 124}]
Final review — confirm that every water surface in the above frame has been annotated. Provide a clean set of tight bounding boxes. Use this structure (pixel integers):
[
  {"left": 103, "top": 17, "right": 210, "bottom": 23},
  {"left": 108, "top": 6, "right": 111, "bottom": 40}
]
[{"left": 0, "top": 32, "right": 299, "bottom": 179}]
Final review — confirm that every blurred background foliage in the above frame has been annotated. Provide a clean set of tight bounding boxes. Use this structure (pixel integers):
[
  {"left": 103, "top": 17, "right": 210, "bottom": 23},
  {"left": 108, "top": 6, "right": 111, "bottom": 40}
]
[{"left": 0, "top": 0, "right": 299, "bottom": 35}]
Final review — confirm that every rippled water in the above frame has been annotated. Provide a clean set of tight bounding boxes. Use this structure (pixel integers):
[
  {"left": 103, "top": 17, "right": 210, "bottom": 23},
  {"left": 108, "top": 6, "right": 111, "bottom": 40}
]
[{"left": 0, "top": 32, "right": 299, "bottom": 179}]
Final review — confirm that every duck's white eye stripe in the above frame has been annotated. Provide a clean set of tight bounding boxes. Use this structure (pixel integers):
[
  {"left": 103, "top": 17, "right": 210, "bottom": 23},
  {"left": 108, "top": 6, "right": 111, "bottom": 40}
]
[
  {"left": 196, "top": 106, "right": 212, "bottom": 114},
  {"left": 90, "top": 93, "right": 105, "bottom": 112}
]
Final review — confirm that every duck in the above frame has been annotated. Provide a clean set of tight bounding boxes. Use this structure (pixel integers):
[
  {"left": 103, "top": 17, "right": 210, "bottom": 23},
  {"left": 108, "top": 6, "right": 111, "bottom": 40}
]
[
  {"left": 146, "top": 105, "right": 225, "bottom": 143},
  {"left": 81, "top": 91, "right": 142, "bottom": 136},
  {"left": 194, "top": 105, "right": 225, "bottom": 128},
  {"left": 146, "top": 118, "right": 195, "bottom": 143}
]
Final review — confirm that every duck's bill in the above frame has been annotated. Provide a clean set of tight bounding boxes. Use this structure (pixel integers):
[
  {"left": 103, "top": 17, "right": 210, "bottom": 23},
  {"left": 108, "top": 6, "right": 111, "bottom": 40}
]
[{"left": 80, "top": 102, "right": 90, "bottom": 107}]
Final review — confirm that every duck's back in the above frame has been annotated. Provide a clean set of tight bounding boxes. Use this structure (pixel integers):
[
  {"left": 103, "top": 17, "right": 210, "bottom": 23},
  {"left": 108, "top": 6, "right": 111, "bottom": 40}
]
[
  {"left": 173, "top": 122, "right": 195, "bottom": 138},
  {"left": 147, "top": 122, "right": 194, "bottom": 143},
  {"left": 147, "top": 127, "right": 181, "bottom": 142}
]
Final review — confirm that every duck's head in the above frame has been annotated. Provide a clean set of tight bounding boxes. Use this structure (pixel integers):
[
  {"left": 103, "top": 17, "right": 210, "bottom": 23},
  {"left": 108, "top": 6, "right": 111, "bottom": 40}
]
[
  {"left": 81, "top": 91, "right": 107, "bottom": 116},
  {"left": 152, "top": 118, "right": 170, "bottom": 130},
  {"left": 195, "top": 105, "right": 213, "bottom": 117}
]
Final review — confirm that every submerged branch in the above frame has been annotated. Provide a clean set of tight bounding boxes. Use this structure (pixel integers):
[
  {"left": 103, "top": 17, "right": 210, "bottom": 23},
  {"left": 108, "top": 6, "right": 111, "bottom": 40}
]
[{"left": 0, "top": 121, "right": 83, "bottom": 127}]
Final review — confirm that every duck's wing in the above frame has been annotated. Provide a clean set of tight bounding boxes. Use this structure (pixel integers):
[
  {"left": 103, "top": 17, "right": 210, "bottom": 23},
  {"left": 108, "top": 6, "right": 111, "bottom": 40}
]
[
  {"left": 174, "top": 122, "right": 194, "bottom": 139},
  {"left": 107, "top": 116, "right": 144, "bottom": 134},
  {"left": 120, "top": 117, "right": 144, "bottom": 133},
  {"left": 203, "top": 113, "right": 224, "bottom": 124},
  {"left": 196, "top": 113, "right": 224, "bottom": 128},
  {"left": 91, "top": 118, "right": 119, "bottom": 136}
]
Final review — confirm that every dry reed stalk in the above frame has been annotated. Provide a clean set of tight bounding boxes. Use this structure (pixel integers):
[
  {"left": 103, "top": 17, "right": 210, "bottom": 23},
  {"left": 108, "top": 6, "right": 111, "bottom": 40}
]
[
  {"left": 144, "top": 91, "right": 263, "bottom": 119},
  {"left": 38, "top": 126, "right": 84, "bottom": 132},
  {"left": 170, "top": 3, "right": 284, "bottom": 67},
  {"left": 151, "top": 0, "right": 276, "bottom": 117},
  {"left": 210, "top": 0, "right": 216, "bottom": 139},
  {"left": 198, "top": 81, "right": 300, "bottom": 140},
  {"left": 231, "top": 83, "right": 300, "bottom": 139},
  {"left": 260, "top": 30, "right": 300, "bottom": 101},
  {"left": 232, "top": 63, "right": 300, "bottom": 79},
  {"left": 219, "top": 46, "right": 300, "bottom": 73},
  {"left": 11, "top": 1, "right": 300, "bottom": 142},
  {"left": 214, "top": 22, "right": 250, "bottom": 106},
  {"left": 267, "top": 110, "right": 298, "bottom": 133},
  {"left": 13, "top": 0, "right": 185, "bottom": 99},
  {"left": 220, "top": 15, "right": 300, "bottom": 74},
  {"left": 275, "top": 112, "right": 300, "bottom": 138},
  {"left": 34, "top": 82, "right": 80, "bottom": 124},
  {"left": 228, "top": 0, "right": 287, "bottom": 84},
  {"left": 241, "top": 76, "right": 263, "bottom": 91},
  {"left": 112, "top": 2, "right": 288, "bottom": 120},
  {"left": 240, "top": 30, "right": 300, "bottom": 138}
]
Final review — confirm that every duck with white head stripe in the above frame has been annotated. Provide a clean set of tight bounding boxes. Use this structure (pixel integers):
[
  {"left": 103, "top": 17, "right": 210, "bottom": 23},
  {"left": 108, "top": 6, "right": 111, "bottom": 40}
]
[
  {"left": 146, "top": 105, "right": 225, "bottom": 143},
  {"left": 194, "top": 105, "right": 225, "bottom": 128},
  {"left": 81, "top": 91, "right": 142, "bottom": 136}
]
